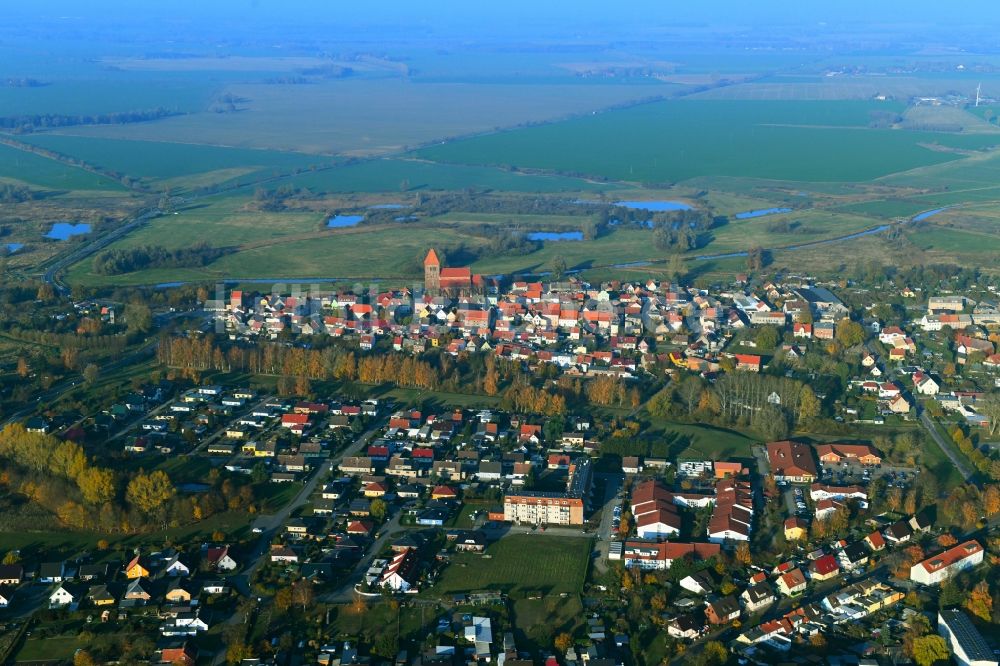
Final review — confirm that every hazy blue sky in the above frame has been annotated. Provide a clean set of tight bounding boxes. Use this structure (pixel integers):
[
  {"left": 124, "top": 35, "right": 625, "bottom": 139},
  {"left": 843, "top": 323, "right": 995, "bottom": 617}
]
[{"left": 10, "top": 0, "right": 1000, "bottom": 27}]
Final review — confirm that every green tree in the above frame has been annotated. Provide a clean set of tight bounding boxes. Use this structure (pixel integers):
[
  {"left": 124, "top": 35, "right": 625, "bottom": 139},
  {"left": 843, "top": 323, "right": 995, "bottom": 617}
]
[
  {"left": 77, "top": 467, "right": 116, "bottom": 505},
  {"left": 835, "top": 318, "right": 866, "bottom": 348},
  {"left": 755, "top": 326, "right": 780, "bottom": 351},
  {"left": 370, "top": 498, "right": 388, "bottom": 522},
  {"left": 82, "top": 363, "right": 99, "bottom": 385},
  {"left": 798, "top": 385, "right": 820, "bottom": 423},
  {"left": 667, "top": 253, "right": 686, "bottom": 283},
  {"left": 125, "top": 302, "right": 153, "bottom": 334},
  {"left": 226, "top": 642, "right": 253, "bottom": 665},
  {"left": 754, "top": 404, "right": 789, "bottom": 441},
  {"left": 964, "top": 580, "right": 993, "bottom": 621},
  {"left": 126, "top": 470, "right": 175, "bottom": 513},
  {"left": 911, "top": 635, "right": 950, "bottom": 666},
  {"left": 554, "top": 632, "right": 573, "bottom": 652},
  {"left": 550, "top": 256, "right": 568, "bottom": 280},
  {"left": 696, "top": 641, "right": 728, "bottom": 666}
]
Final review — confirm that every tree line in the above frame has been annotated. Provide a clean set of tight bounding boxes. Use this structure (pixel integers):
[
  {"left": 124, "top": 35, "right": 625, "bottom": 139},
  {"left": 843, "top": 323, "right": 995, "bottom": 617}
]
[
  {"left": 0, "top": 423, "right": 260, "bottom": 533},
  {"left": 0, "top": 107, "right": 182, "bottom": 131},
  {"left": 0, "top": 183, "right": 37, "bottom": 203},
  {"left": 92, "top": 243, "right": 230, "bottom": 275}
]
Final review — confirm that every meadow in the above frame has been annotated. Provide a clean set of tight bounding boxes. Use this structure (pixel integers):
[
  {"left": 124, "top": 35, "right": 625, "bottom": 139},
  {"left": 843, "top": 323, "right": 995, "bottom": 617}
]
[
  {"left": 431, "top": 535, "right": 591, "bottom": 596},
  {"left": 415, "top": 99, "right": 1000, "bottom": 184}
]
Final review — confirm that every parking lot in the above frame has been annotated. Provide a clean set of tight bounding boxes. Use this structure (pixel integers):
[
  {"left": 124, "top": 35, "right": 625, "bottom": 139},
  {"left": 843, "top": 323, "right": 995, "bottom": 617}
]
[{"left": 818, "top": 461, "right": 918, "bottom": 488}]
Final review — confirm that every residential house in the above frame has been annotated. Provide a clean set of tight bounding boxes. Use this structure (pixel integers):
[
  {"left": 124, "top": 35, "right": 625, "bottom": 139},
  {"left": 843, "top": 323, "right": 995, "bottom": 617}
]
[
  {"left": 839, "top": 542, "right": 870, "bottom": 571},
  {"left": 705, "top": 595, "right": 741, "bottom": 625},
  {"left": 777, "top": 568, "right": 807, "bottom": 597},
  {"left": 809, "top": 555, "right": 840, "bottom": 582},
  {"left": 667, "top": 614, "right": 705, "bottom": 640},
  {"left": 206, "top": 546, "right": 238, "bottom": 572},
  {"left": 165, "top": 579, "right": 198, "bottom": 604},
  {"left": 679, "top": 570, "right": 716, "bottom": 595},
  {"left": 783, "top": 517, "right": 808, "bottom": 541},
  {"left": 454, "top": 532, "right": 489, "bottom": 553},
  {"left": 125, "top": 555, "right": 152, "bottom": 579},
  {"left": 0, "top": 564, "right": 23, "bottom": 586},
  {"left": 159, "top": 641, "right": 198, "bottom": 666},
  {"left": 741, "top": 582, "right": 776, "bottom": 613},
  {"left": 379, "top": 548, "right": 420, "bottom": 592},
  {"left": 87, "top": 585, "right": 116, "bottom": 607},
  {"left": 163, "top": 554, "right": 191, "bottom": 577},
  {"left": 38, "top": 561, "right": 67, "bottom": 583},
  {"left": 49, "top": 583, "right": 85, "bottom": 609},
  {"left": 123, "top": 577, "right": 152, "bottom": 605},
  {"left": 864, "top": 530, "right": 886, "bottom": 552}
]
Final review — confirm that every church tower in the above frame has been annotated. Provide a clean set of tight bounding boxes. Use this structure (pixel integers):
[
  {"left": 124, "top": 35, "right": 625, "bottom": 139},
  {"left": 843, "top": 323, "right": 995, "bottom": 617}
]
[{"left": 424, "top": 248, "right": 441, "bottom": 293}]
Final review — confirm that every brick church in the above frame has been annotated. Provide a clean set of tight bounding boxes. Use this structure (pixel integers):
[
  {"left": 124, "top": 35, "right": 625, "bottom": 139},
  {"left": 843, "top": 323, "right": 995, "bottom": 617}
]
[{"left": 423, "top": 249, "right": 483, "bottom": 294}]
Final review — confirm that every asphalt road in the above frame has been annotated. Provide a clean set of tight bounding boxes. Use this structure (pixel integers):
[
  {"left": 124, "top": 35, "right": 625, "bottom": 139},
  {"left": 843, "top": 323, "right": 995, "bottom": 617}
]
[
  {"left": 230, "top": 416, "right": 389, "bottom": 596},
  {"left": 41, "top": 208, "right": 161, "bottom": 296}
]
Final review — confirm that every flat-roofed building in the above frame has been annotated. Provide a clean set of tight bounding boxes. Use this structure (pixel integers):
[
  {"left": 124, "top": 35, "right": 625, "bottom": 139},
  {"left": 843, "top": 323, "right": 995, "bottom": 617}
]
[{"left": 938, "top": 608, "right": 999, "bottom": 666}]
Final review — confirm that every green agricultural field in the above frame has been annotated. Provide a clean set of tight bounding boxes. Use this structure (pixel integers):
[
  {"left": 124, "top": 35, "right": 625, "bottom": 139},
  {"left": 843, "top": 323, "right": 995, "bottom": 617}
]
[
  {"left": 0, "top": 76, "right": 216, "bottom": 118},
  {"left": 878, "top": 148, "right": 1000, "bottom": 190},
  {"left": 416, "top": 99, "right": 1000, "bottom": 184},
  {"left": 432, "top": 535, "right": 591, "bottom": 596},
  {"left": 270, "top": 158, "right": 610, "bottom": 193},
  {"left": 19, "top": 134, "right": 330, "bottom": 190},
  {"left": 57, "top": 78, "right": 669, "bottom": 155},
  {"left": 0, "top": 142, "right": 126, "bottom": 191}
]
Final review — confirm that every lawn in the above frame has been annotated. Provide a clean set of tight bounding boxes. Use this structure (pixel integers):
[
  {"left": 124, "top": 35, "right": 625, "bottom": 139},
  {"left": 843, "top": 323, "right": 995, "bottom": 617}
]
[
  {"left": 644, "top": 418, "right": 758, "bottom": 460},
  {"left": 0, "top": 142, "right": 126, "bottom": 191},
  {"left": 416, "top": 99, "right": 1000, "bottom": 184},
  {"left": 432, "top": 535, "right": 591, "bottom": 597},
  {"left": 15, "top": 636, "right": 80, "bottom": 662}
]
